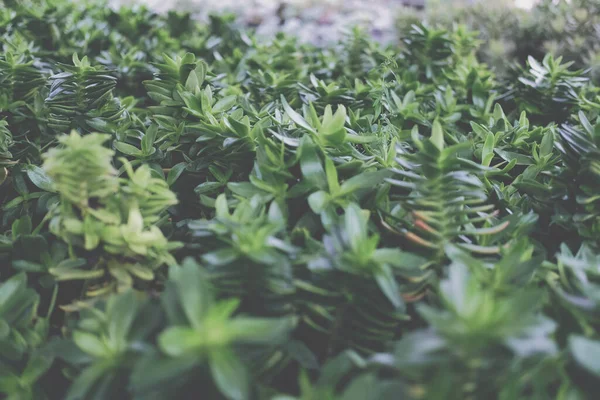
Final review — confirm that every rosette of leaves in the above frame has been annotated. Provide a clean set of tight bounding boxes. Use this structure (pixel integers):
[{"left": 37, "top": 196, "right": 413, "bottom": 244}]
[
  {"left": 296, "top": 72, "right": 372, "bottom": 111},
  {"left": 143, "top": 52, "right": 255, "bottom": 175},
  {"left": 44, "top": 53, "right": 124, "bottom": 134},
  {"left": 443, "top": 53, "right": 497, "bottom": 123},
  {"left": 42, "top": 131, "right": 181, "bottom": 292},
  {"left": 470, "top": 105, "right": 563, "bottom": 216},
  {"left": 278, "top": 96, "right": 377, "bottom": 149},
  {"left": 394, "top": 258, "right": 558, "bottom": 400},
  {"left": 297, "top": 203, "right": 426, "bottom": 357},
  {"left": 379, "top": 88, "right": 428, "bottom": 133},
  {"left": 377, "top": 34, "right": 495, "bottom": 137},
  {"left": 42, "top": 131, "right": 117, "bottom": 208},
  {"left": 504, "top": 54, "right": 589, "bottom": 124},
  {"left": 132, "top": 259, "right": 295, "bottom": 400},
  {"left": 243, "top": 37, "right": 312, "bottom": 106},
  {"left": 219, "top": 125, "right": 301, "bottom": 214},
  {"left": 297, "top": 136, "right": 392, "bottom": 228},
  {"left": 119, "top": 159, "right": 179, "bottom": 225},
  {"left": 188, "top": 194, "right": 296, "bottom": 317}
]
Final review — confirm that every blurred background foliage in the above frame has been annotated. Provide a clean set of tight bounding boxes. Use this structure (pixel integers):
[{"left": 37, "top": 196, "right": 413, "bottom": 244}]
[
  {"left": 110, "top": 0, "right": 600, "bottom": 83},
  {"left": 397, "top": 0, "right": 600, "bottom": 82}
]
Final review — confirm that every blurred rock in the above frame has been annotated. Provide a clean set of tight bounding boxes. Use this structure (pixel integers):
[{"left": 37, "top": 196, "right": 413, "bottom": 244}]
[{"left": 110, "top": 0, "right": 410, "bottom": 45}]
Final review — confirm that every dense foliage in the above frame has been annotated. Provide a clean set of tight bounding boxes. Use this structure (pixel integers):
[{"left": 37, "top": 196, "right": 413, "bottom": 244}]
[
  {"left": 1, "top": 0, "right": 600, "bottom": 399},
  {"left": 398, "top": 0, "right": 600, "bottom": 81}
]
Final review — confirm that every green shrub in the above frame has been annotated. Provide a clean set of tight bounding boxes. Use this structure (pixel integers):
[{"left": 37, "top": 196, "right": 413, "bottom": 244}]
[
  {"left": 398, "top": 0, "right": 600, "bottom": 82},
  {"left": 1, "top": 0, "right": 600, "bottom": 399}
]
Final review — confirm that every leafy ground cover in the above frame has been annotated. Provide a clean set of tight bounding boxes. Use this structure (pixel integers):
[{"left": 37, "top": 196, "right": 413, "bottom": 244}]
[{"left": 1, "top": 0, "right": 600, "bottom": 399}]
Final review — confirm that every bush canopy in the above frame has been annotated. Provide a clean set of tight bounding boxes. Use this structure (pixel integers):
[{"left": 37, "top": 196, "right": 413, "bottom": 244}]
[{"left": 1, "top": 0, "right": 600, "bottom": 399}]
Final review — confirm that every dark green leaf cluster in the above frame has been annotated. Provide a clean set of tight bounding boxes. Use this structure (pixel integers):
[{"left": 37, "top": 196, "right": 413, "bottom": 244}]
[{"left": 1, "top": 0, "right": 600, "bottom": 399}]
